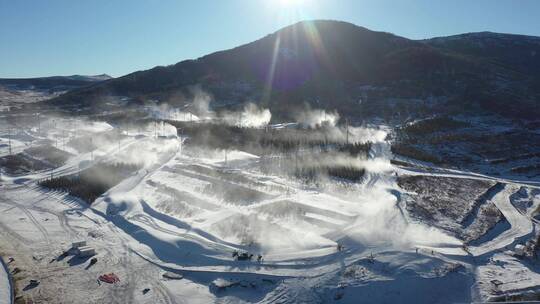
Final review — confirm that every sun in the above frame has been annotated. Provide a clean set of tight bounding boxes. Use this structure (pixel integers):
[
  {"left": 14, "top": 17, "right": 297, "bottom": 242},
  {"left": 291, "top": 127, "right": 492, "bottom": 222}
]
[
  {"left": 277, "top": 0, "right": 305, "bottom": 8},
  {"left": 266, "top": 0, "right": 314, "bottom": 24}
]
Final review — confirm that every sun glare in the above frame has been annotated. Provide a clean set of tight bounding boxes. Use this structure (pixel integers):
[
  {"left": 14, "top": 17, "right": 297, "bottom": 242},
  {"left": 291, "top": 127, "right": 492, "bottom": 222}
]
[
  {"left": 265, "top": 0, "right": 315, "bottom": 20},
  {"left": 278, "top": 0, "right": 305, "bottom": 8}
]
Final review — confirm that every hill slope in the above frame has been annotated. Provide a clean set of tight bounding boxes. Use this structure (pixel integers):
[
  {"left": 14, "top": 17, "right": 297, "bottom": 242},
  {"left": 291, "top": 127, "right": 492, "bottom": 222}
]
[{"left": 47, "top": 20, "right": 540, "bottom": 120}]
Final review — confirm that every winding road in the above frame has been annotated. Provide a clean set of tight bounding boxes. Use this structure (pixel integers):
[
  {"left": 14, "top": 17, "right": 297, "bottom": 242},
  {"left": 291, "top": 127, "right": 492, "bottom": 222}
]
[
  {"left": 468, "top": 184, "right": 534, "bottom": 256},
  {"left": 395, "top": 158, "right": 536, "bottom": 258}
]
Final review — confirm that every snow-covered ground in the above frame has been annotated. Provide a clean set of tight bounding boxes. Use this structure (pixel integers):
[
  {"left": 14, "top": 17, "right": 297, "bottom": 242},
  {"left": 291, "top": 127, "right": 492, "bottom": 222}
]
[
  {"left": 0, "top": 257, "right": 10, "bottom": 304},
  {"left": 476, "top": 251, "right": 540, "bottom": 301},
  {"left": 0, "top": 87, "right": 60, "bottom": 108},
  {"left": 2, "top": 110, "right": 540, "bottom": 302}
]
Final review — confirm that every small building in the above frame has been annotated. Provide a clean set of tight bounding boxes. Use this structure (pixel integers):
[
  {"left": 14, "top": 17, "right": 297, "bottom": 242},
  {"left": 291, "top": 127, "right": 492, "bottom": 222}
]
[
  {"left": 490, "top": 279, "right": 503, "bottom": 287},
  {"left": 210, "top": 278, "right": 238, "bottom": 291},
  {"left": 72, "top": 240, "right": 87, "bottom": 249},
  {"left": 515, "top": 244, "right": 526, "bottom": 256},
  {"left": 77, "top": 246, "right": 95, "bottom": 257},
  {"left": 162, "top": 272, "right": 183, "bottom": 280},
  {"left": 236, "top": 252, "right": 253, "bottom": 261}
]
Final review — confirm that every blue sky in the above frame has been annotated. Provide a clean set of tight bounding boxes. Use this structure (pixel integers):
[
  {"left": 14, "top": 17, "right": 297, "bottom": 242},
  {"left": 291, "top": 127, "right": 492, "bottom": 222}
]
[{"left": 1, "top": 0, "right": 539, "bottom": 78}]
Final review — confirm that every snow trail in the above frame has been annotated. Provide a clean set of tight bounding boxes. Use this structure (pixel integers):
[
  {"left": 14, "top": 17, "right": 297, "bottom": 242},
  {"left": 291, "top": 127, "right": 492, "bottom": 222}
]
[
  {"left": 397, "top": 163, "right": 540, "bottom": 189},
  {"left": 469, "top": 184, "right": 533, "bottom": 256}
]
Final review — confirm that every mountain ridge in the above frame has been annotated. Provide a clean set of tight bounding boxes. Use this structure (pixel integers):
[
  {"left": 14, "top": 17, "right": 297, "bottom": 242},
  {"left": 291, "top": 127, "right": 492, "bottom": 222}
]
[
  {"left": 0, "top": 74, "right": 113, "bottom": 92},
  {"left": 46, "top": 20, "right": 540, "bottom": 120}
]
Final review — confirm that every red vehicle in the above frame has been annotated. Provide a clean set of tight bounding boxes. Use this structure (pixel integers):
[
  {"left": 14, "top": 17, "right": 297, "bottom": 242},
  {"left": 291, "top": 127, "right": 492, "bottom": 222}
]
[{"left": 99, "top": 273, "right": 120, "bottom": 284}]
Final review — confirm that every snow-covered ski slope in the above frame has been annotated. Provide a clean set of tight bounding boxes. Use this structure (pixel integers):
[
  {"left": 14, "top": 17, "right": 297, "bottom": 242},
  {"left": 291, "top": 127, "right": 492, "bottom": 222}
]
[
  {"left": 77, "top": 125, "right": 463, "bottom": 273},
  {"left": 1, "top": 116, "right": 540, "bottom": 303}
]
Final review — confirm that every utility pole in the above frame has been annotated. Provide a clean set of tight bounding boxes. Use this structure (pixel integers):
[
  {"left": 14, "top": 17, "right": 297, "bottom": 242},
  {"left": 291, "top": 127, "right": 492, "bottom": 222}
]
[
  {"left": 52, "top": 119, "right": 57, "bottom": 148},
  {"left": 179, "top": 134, "right": 182, "bottom": 156},
  {"left": 295, "top": 148, "right": 298, "bottom": 172},
  {"left": 90, "top": 137, "right": 93, "bottom": 161},
  {"left": 345, "top": 118, "right": 349, "bottom": 145},
  {"left": 69, "top": 119, "right": 72, "bottom": 137},
  {"left": 8, "top": 126, "right": 12, "bottom": 155}
]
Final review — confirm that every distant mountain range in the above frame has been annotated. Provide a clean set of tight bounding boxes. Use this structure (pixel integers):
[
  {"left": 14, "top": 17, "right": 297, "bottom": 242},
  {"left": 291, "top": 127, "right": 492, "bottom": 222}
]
[
  {"left": 0, "top": 74, "right": 112, "bottom": 93},
  {"left": 46, "top": 20, "right": 540, "bottom": 121}
]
